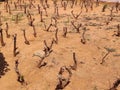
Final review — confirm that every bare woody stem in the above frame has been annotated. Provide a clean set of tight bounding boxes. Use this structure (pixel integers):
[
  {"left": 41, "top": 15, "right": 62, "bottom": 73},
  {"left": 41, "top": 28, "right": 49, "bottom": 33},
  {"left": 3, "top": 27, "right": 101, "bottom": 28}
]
[
  {"left": 5, "top": 22, "right": 10, "bottom": 38},
  {"left": 46, "top": 23, "right": 52, "bottom": 32},
  {"left": 22, "top": 29, "right": 30, "bottom": 45},
  {"left": 56, "top": 6, "right": 59, "bottom": 17},
  {"left": 116, "top": 24, "right": 120, "bottom": 36},
  {"left": 58, "top": 66, "right": 64, "bottom": 75},
  {"left": 44, "top": 40, "right": 49, "bottom": 51},
  {"left": 80, "top": 0, "right": 88, "bottom": 12},
  {"left": 43, "top": 21, "right": 46, "bottom": 30},
  {"left": 0, "top": 28, "right": 5, "bottom": 46},
  {"left": 13, "top": 34, "right": 16, "bottom": 57},
  {"left": 13, "top": 34, "right": 19, "bottom": 57},
  {"left": 53, "top": 28, "right": 58, "bottom": 44},
  {"left": 37, "top": 58, "right": 47, "bottom": 68},
  {"left": 36, "top": 40, "right": 54, "bottom": 68},
  {"left": 28, "top": 16, "right": 35, "bottom": 26},
  {"left": 49, "top": 39, "right": 54, "bottom": 50},
  {"left": 14, "top": 59, "right": 25, "bottom": 85},
  {"left": 96, "top": 0, "right": 100, "bottom": 6},
  {"left": 70, "top": 52, "right": 77, "bottom": 70},
  {"left": 5, "top": 2, "right": 8, "bottom": 12},
  {"left": 109, "top": 79, "right": 120, "bottom": 90},
  {"left": 71, "top": 0, "right": 75, "bottom": 8},
  {"left": 71, "top": 21, "right": 82, "bottom": 33},
  {"left": 8, "top": 4, "right": 11, "bottom": 14},
  {"left": 40, "top": 11, "right": 43, "bottom": 22},
  {"left": 0, "top": 12, "right": 2, "bottom": 26},
  {"left": 55, "top": 66, "right": 72, "bottom": 90},
  {"left": 45, "top": 0, "right": 49, "bottom": 8},
  {"left": 23, "top": 4, "right": 27, "bottom": 14},
  {"left": 100, "top": 51, "right": 110, "bottom": 64},
  {"left": 43, "top": 5, "right": 48, "bottom": 17},
  {"left": 14, "top": 2, "right": 17, "bottom": 10},
  {"left": 63, "top": 1, "right": 67, "bottom": 10},
  {"left": 29, "top": 1, "right": 36, "bottom": 9},
  {"left": 110, "top": 6, "right": 114, "bottom": 21},
  {"left": 32, "top": 25, "right": 37, "bottom": 37},
  {"left": 81, "top": 28, "right": 86, "bottom": 44},
  {"left": 61, "top": 0, "right": 64, "bottom": 7},
  {"left": 54, "top": 6, "right": 59, "bottom": 17},
  {"left": 71, "top": 10, "right": 82, "bottom": 20},
  {"left": 51, "top": 17, "right": 57, "bottom": 27},
  {"left": 63, "top": 27, "right": 67, "bottom": 38},
  {"left": 37, "top": 4, "right": 41, "bottom": 14},
  {"left": 115, "top": 2, "right": 119, "bottom": 13},
  {"left": 27, "top": 11, "right": 35, "bottom": 26},
  {"left": 43, "top": 39, "right": 54, "bottom": 57}
]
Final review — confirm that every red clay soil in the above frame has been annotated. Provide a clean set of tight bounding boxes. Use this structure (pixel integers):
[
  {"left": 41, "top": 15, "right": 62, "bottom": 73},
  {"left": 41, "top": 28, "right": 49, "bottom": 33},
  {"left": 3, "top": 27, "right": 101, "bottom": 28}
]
[{"left": 0, "top": 0, "right": 120, "bottom": 90}]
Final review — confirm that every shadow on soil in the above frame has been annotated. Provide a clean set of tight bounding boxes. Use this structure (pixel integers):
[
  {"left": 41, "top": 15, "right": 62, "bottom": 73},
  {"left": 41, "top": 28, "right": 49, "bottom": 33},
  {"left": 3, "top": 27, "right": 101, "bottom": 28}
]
[{"left": 0, "top": 52, "right": 10, "bottom": 78}]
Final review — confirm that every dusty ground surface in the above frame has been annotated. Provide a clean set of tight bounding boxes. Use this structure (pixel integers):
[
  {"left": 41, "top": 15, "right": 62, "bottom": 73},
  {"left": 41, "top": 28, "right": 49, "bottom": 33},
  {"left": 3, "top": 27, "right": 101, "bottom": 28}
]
[{"left": 0, "top": 0, "right": 120, "bottom": 90}]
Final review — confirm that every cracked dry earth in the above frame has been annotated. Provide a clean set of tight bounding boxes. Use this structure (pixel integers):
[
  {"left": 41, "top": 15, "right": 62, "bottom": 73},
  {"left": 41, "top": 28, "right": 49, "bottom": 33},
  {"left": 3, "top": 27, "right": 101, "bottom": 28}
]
[{"left": 0, "top": 0, "right": 120, "bottom": 90}]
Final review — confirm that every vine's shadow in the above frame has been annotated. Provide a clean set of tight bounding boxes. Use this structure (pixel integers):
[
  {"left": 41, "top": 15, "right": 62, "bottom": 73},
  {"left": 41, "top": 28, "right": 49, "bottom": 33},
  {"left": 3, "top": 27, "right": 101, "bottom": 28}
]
[
  {"left": 0, "top": 52, "right": 10, "bottom": 78},
  {"left": 0, "top": 0, "right": 6, "bottom": 1}
]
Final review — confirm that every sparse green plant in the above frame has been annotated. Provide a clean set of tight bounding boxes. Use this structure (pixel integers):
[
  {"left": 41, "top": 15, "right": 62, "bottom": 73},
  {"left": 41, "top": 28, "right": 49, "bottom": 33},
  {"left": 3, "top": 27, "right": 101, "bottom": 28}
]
[
  {"left": 104, "top": 47, "right": 116, "bottom": 52},
  {"left": 2, "top": 16, "right": 9, "bottom": 22},
  {"left": 11, "top": 13, "right": 24, "bottom": 23}
]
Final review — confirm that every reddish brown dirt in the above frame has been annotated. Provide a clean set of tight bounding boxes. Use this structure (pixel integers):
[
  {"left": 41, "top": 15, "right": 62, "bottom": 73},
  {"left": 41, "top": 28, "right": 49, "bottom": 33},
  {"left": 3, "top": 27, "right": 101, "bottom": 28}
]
[{"left": 0, "top": 0, "right": 120, "bottom": 90}]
